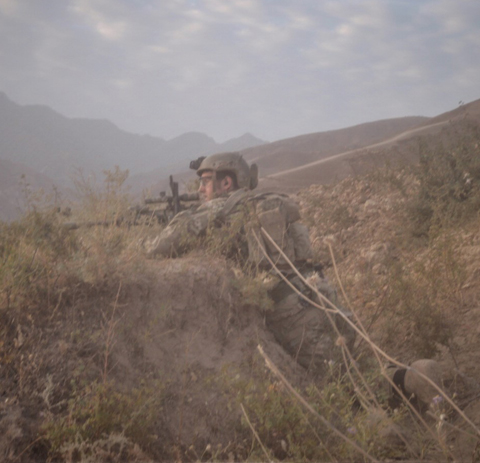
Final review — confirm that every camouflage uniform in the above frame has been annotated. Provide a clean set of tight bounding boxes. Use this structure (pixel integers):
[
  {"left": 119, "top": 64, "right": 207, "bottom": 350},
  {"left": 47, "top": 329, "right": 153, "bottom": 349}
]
[
  {"left": 266, "top": 271, "right": 354, "bottom": 374},
  {"left": 145, "top": 153, "right": 355, "bottom": 375},
  {"left": 145, "top": 195, "right": 231, "bottom": 258}
]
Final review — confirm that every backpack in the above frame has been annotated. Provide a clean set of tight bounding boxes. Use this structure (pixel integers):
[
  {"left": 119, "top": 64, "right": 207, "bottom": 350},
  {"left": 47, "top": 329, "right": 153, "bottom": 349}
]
[{"left": 243, "top": 192, "right": 313, "bottom": 271}]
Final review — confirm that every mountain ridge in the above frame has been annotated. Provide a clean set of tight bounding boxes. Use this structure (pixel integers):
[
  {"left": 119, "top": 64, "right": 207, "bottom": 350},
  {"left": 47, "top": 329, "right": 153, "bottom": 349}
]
[
  {"left": 2, "top": 92, "right": 480, "bottom": 220},
  {"left": 259, "top": 98, "right": 480, "bottom": 193},
  {"left": 0, "top": 91, "right": 266, "bottom": 185}
]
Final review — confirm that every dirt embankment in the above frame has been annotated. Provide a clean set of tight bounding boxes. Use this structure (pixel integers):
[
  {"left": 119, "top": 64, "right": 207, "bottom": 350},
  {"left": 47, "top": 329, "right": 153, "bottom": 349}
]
[{"left": 0, "top": 257, "right": 303, "bottom": 462}]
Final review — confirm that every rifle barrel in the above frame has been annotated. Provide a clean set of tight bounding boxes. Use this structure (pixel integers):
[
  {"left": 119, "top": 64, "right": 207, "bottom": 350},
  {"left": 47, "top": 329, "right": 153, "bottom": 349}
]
[{"left": 144, "top": 193, "right": 199, "bottom": 204}]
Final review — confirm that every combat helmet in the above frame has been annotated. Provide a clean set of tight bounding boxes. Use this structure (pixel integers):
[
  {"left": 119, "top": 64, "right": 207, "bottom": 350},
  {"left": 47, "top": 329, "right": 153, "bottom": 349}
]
[{"left": 195, "top": 152, "right": 258, "bottom": 190}]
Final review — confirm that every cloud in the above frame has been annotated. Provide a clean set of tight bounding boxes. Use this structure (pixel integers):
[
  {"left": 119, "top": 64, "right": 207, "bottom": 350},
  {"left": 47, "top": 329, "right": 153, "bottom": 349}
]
[
  {"left": 0, "top": 0, "right": 479, "bottom": 142},
  {"left": 71, "top": 0, "right": 129, "bottom": 40}
]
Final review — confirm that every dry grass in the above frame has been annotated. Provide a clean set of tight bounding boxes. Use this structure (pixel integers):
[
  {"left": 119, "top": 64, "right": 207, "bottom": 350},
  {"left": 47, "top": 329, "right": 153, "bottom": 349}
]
[{"left": 3, "top": 128, "right": 480, "bottom": 462}]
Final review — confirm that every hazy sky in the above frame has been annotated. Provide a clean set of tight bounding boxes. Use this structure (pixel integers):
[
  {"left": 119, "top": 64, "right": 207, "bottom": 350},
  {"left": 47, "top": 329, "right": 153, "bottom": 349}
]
[{"left": 1, "top": 0, "right": 479, "bottom": 143}]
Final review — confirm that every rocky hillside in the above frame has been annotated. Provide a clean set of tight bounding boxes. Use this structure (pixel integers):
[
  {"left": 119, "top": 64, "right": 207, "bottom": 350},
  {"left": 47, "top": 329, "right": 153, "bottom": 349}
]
[
  {"left": 242, "top": 115, "right": 428, "bottom": 176},
  {"left": 259, "top": 98, "right": 480, "bottom": 193},
  {"left": 1, "top": 122, "right": 480, "bottom": 462}
]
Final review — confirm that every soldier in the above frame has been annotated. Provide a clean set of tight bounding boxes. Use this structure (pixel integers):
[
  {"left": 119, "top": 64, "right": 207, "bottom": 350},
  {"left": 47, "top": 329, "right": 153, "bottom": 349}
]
[
  {"left": 144, "top": 152, "right": 257, "bottom": 259},
  {"left": 145, "top": 152, "right": 445, "bottom": 404},
  {"left": 145, "top": 151, "right": 355, "bottom": 375}
]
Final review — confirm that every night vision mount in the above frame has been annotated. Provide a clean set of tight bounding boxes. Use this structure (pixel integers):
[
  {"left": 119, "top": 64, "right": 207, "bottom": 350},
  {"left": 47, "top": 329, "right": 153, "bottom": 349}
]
[{"left": 189, "top": 156, "right": 206, "bottom": 171}]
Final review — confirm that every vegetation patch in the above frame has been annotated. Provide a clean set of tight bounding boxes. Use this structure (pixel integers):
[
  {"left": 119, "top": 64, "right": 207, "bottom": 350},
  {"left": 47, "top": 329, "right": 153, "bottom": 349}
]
[
  {"left": 3, "top": 126, "right": 480, "bottom": 461},
  {"left": 42, "top": 380, "right": 163, "bottom": 462}
]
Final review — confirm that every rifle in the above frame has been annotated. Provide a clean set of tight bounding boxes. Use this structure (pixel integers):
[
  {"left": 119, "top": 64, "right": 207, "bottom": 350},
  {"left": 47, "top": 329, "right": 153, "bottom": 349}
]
[
  {"left": 62, "top": 175, "right": 200, "bottom": 229},
  {"left": 62, "top": 219, "right": 125, "bottom": 230},
  {"left": 132, "top": 175, "right": 200, "bottom": 224}
]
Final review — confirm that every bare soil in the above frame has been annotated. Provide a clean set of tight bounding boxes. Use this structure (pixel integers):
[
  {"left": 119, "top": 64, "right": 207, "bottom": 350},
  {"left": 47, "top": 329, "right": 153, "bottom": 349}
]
[{"left": 0, "top": 256, "right": 305, "bottom": 462}]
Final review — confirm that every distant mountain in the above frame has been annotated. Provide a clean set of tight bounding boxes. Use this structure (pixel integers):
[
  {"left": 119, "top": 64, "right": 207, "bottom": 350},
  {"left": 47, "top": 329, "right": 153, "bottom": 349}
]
[
  {"left": 259, "top": 98, "right": 480, "bottom": 193},
  {"left": 3, "top": 90, "right": 480, "bottom": 220},
  {"left": 241, "top": 116, "right": 429, "bottom": 176},
  {"left": 140, "top": 115, "right": 430, "bottom": 196},
  {"left": 0, "top": 92, "right": 266, "bottom": 187},
  {"left": 139, "top": 98, "right": 480, "bottom": 196},
  {"left": 218, "top": 133, "right": 266, "bottom": 152},
  {"left": 126, "top": 133, "right": 269, "bottom": 195},
  {"left": 157, "top": 131, "right": 267, "bottom": 174}
]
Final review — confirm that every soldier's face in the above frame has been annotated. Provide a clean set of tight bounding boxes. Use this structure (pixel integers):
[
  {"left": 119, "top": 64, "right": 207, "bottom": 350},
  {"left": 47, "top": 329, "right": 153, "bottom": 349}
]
[
  {"left": 198, "top": 172, "right": 216, "bottom": 202},
  {"left": 198, "top": 171, "right": 235, "bottom": 202}
]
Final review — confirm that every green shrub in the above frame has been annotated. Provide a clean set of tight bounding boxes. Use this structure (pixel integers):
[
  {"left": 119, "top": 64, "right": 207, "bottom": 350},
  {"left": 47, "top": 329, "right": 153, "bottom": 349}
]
[
  {"left": 72, "top": 166, "right": 131, "bottom": 223},
  {"left": 380, "top": 232, "right": 465, "bottom": 357},
  {"left": 0, "top": 208, "right": 78, "bottom": 311},
  {"left": 0, "top": 167, "right": 150, "bottom": 312},
  {"left": 408, "top": 123, "right": 480, "bottom": 236},
  {"left": 42, "top": 380, "right": 163, "bottom": 461},
  {"left": 219, "top": 357, "right": 411, "bottom": 462}
]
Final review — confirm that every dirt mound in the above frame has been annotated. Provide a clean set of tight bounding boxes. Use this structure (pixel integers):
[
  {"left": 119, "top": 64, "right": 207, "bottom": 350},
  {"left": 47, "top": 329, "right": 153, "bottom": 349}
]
[
  {"left": 114, "top": 258, "right": 302, "bottom": 451},
  {"left": 0, "top": 256, "right": 302, "bottom": 461}
]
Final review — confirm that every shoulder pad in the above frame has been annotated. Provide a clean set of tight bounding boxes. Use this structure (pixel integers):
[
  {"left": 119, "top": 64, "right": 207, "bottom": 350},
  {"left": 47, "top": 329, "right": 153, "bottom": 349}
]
[{"left": 250, "top": 192, "right": 301, "bottom": 223}]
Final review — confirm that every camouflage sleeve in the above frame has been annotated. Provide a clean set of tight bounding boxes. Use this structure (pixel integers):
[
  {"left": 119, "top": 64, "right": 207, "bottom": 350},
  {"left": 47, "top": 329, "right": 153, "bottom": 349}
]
[
  {"left": 145, "top": 209, "right": 212, "bottom": 258},
  {"left": 145, "top": 206, "right": 223, "bottom": 257}
]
